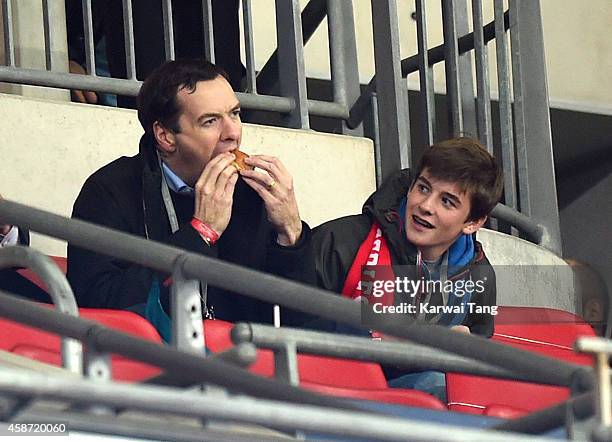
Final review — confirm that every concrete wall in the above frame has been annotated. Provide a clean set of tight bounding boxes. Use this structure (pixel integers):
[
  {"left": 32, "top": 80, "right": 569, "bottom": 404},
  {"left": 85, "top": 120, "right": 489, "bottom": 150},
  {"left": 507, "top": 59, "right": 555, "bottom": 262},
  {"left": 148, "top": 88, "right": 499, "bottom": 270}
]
[
  {"left": 0, "top": 93, "right": 375, "bottom": 256},
  {"left": 0, "top": 92, "right": 576, "bottom": 311},
  {"left": 478, "top": 229, "right": 576, "bottom": 313}
]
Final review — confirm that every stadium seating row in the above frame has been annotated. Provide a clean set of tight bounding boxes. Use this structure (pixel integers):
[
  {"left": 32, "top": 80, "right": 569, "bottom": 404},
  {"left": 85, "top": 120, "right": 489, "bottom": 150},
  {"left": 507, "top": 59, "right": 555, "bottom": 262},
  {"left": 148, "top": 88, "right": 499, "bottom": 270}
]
[{"left": 4, "top": 256, "right": 596, "bottom": 417}]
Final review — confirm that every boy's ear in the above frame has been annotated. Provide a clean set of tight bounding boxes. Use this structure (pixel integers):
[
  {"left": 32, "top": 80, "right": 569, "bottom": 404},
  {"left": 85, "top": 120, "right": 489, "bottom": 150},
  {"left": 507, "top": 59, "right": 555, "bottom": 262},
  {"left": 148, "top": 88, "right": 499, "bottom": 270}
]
[
  {"left": 153, "top": 121, "right": 177, "bottom": 156},
  {"left": 462, "top": 216, "right": 487, "bottom": 235}
]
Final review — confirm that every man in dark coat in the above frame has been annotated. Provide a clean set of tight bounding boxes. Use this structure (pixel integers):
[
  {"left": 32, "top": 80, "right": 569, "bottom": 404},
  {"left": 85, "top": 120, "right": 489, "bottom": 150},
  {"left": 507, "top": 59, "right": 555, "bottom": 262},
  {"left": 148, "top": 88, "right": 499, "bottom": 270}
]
[{"left": 68, "top": 59, "right": 310, "bottom": 333}]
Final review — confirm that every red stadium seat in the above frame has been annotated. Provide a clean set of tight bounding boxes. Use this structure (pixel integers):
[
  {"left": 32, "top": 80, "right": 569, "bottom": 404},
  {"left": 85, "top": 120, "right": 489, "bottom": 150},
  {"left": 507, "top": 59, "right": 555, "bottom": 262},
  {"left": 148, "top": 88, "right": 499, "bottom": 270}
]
[
  {"left": 204, "top": 319, "right": 389, "bottom": 387},
  {"left": 16, "top": 256, "right": 67, "bottom": 291},
  {"left": 446, "top": 306, "right": 595, "bottom": 416},
  {"left": 0, "top": 307, "right": 163, "bottom": 382},
  {"left": 203, "top": 319, "right": 445, "bottom": 408},
  {"left": 302, "top": 381, "right": 447, "bottom": 410}
]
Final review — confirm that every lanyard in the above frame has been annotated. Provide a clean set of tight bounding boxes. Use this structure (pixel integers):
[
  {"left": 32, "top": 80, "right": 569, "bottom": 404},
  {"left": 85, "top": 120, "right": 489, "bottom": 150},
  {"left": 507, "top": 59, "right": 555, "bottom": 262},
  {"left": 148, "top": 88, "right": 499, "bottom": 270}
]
[
  {"left": 157, "top": 154, "right": 211, "bottom": 317},
  {"left": 158, "top": 153, "right": 180, "bottom": 234},
  {"left": 415, "top": 249, "right": 449, "bottom": 321}
]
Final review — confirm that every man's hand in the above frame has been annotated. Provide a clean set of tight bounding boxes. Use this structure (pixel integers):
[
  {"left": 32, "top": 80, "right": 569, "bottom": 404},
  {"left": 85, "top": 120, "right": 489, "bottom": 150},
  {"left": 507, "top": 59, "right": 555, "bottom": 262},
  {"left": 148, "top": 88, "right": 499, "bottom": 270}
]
[
  {"left": 69, "top": 60, "right": 98, "bottom": 104},
  {"left": 0, "top": 193, "right": 11, "bottom": 235},
  {"left": 240, "top": 155, "right": 302, "bottom": 246},
  {"left": 451, "top": 325, "right": 471, "bottom": 334},
  {"left": 193, "top": 152, "right": 239, "bottom": 238}
]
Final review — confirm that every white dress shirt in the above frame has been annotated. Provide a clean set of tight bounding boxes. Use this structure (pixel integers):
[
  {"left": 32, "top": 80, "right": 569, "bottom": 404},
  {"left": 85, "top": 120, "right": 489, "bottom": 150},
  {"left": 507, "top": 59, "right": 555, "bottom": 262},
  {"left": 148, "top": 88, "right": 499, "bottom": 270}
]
[{"left": 0, "top": 226, "right": 19, "bottom": 247}]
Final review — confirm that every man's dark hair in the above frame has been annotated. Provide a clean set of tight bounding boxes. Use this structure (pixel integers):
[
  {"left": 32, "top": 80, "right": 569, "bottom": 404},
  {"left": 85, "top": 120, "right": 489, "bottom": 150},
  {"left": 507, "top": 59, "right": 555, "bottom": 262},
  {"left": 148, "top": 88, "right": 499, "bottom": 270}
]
[
  {"left": 137, "top": 58, "right": 229, "bottom": 135},
  {"left": 414, "top": 137, "right": 503, "bottom": 221}
]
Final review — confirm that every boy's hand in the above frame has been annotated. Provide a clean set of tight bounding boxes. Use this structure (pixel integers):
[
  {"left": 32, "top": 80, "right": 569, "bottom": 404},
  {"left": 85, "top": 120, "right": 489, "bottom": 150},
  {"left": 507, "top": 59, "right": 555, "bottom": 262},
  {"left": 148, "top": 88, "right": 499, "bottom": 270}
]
[{"left": 451, "top": 325, "right": 471, "bottom": 334}]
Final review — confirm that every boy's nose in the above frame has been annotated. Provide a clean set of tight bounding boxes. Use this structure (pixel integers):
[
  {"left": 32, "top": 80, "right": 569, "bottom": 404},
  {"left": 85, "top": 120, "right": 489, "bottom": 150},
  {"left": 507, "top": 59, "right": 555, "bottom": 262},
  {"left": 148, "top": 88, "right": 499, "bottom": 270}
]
[{"left": 418, "top": 195, "right": 435, "bottom": 214}]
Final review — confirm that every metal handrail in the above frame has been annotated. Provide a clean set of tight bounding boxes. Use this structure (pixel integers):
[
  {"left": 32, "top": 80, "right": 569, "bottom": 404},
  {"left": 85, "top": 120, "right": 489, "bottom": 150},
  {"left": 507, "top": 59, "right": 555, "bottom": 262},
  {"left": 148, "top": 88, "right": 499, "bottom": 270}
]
[
  {"left": 0, "top": 288, "right": 357, "bottom": 412},
  {"left": 0, "top": 246, "right": 82, "bottom": 374},
  {"left": 0, "top": 363, "right": 552, "bottom": 442},
  {"left": 490, "top": 203, "right": 546, "bottom": 245},
  {"left": 231, "top": 322, "right": 568, "bottom": 385},
  {"left": 256, "top": 0, "right": 327, "bottom": 95},
  {"left": 0, "top": 199, "right": 593, "bottom": 391},
  {"left": 347, "top": 10, "right": 509, "bottom": 129}
]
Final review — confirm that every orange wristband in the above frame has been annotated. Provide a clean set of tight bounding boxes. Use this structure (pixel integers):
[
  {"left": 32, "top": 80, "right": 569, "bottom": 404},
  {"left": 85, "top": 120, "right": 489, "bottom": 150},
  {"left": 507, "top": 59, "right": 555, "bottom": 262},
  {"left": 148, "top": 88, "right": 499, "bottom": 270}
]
[{"left": 190, "top": 217, "right": 220, "bottom": 246}]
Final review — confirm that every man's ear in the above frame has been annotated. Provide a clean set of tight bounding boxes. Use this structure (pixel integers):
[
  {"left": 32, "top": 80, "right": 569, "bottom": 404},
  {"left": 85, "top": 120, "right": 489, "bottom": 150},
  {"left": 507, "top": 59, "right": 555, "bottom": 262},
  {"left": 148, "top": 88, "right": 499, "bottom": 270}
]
[
  {"left": 153, "top": 121, "right": 176, "bottom": 156},
  {"left": 462, "top": 216, "right": 487, "bottom": 235}
]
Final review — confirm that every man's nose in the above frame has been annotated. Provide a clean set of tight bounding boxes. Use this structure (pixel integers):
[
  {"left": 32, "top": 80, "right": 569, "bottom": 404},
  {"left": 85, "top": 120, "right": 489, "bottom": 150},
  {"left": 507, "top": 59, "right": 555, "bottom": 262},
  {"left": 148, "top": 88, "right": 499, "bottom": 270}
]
[{"left": 221, "top": 115, "right": 241, "bottom": 140}]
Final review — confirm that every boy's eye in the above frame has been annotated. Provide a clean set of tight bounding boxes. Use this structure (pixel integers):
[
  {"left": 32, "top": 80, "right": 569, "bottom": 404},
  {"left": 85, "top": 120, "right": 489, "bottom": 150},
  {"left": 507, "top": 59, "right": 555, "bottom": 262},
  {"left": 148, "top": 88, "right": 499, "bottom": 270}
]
[
  {"left": 418, "top": 184, "right": 429, "bottom": 193},
  {"left": 442, "top": 196, "right": 456, "bottom": 208}
]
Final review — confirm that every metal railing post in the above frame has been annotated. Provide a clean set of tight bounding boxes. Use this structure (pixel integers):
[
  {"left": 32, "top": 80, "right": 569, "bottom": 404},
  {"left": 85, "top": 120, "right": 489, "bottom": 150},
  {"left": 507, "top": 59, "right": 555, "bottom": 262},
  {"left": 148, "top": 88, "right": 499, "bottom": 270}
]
[
  {"left": 471, "top": 0, "right": 493, "bottom": 152},
  {"left": 509, "top": 0, "right": 561, "bottom": 254},
  {"left": 371, "top": 0, "right": 410, "bottom": 179},
  {"left": 441, "top": 0, "right": 463, "bottom": 137},
  {"left": 275, "top": 0, "right": 309, "bottom": 129},
  {"left": 2, "top": 0, "right": 15, "bottom": 67},
  {"left": 415, "top": 0, "right": 436, "bottom": 147},
  {"left": 0, "top": 246, "right": 82, "bottom": 375},
  {"left": 171, "top": 255, "right": 205, "bottom": 353},
  {"left": 201, "top": 0, "right": 215, "bottom": 63},
  {"left": 494, "top": 0, "right": 517, "bottom": 212},
  {"left": 327, "top": 0, "right": 361, "bottom": 136},
  {"left": 454, "top": 0, "right": 477, "bottom": 138}
]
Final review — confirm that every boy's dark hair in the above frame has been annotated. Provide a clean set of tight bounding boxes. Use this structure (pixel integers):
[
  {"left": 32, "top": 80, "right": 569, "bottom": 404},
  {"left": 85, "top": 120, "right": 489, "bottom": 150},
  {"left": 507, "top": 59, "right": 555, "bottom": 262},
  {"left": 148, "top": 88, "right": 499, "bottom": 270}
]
[
  {"left": 414, "top": 137, "right": 503, "bottom": 221},
  {"left": 137, "top": 58, "right": 229, "bottom": 135}
]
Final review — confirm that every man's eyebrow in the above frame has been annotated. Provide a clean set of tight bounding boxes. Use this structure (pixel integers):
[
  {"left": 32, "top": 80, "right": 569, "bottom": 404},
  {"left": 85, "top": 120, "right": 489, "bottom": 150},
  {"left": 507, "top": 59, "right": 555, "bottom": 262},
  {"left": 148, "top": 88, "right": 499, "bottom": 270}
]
[{"left": 196, "top": 103, "right": 241, "bottom": 123}]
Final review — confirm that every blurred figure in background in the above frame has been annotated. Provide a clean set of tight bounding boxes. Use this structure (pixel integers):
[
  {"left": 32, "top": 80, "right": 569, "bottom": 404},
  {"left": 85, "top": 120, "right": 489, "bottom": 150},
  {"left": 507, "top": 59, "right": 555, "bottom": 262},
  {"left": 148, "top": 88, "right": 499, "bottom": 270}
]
[
  {"left": 66, "top": 0, "right": 243, "bottom": 107},
  {"left": 567, "top": 259, "right": 609, "bottom": 336}
]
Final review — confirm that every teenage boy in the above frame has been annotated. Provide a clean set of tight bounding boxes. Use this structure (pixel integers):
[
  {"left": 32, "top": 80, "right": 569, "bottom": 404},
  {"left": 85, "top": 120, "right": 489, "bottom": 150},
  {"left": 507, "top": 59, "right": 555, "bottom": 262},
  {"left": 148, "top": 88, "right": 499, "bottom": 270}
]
[{"left": 309, "top": 137, "right": 503, "bottom": 399}]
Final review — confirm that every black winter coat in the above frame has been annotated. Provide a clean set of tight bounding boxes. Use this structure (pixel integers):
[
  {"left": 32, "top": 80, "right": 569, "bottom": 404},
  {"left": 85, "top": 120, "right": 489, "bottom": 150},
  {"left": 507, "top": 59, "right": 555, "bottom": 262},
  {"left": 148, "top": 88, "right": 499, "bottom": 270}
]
[{"left": 68, "top": 134, "right": 311, "bottom": 325}]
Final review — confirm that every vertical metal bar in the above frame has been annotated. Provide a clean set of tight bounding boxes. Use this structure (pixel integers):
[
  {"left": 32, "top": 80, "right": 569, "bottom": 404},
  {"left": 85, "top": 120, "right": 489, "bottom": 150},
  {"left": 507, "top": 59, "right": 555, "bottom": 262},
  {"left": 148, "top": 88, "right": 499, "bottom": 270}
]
[
  {"left": 84, "top": 350, "right": 112, "bottom": 381},
  {"left": 242, "top": 0, "right": 257, "bottom": 93},
  {"left": 275, "top": 0, "right": 309, "bottom": 129},
  {"left": 274, "top": 343, "right": 300, "bottom": 386},
  {"left": 415, "top": 0, "right": 435, "bottom": 146},
  {"left": 509, "top": 0, "right": 561, "bottom": 254},
  {"left": 596, "top": 352, "right": 612, "bottom": 426},
  {"left": 201, "top": 0, "right": 215, "bottom": 63},
  {"left": 371, "top": 93, "right": 382, "bottom": 189},
  {"left": 122, "top": 0, "right": 136, "bottom": 80},
  {"left": 2, "top": 0, "right": 15, "bottom": 67},
  {"left": 42, "top": 0, "right": 52, "bottom": 70},
  {"left": 161, "top": 0, "right": 175, "bottom": 61},
  {"left": 472, "top": 0, "right": 493, "bottom": 153},
  {"left": 494, "top": 0, "right": 517, "bottom": 210},
  {"left": 371, "top": 0, "right": 410, "bottom": 179},
  {"left": 454, "top": 0, "right": 477, "bottom": 138},
  {"left": 441, "top": 0, "right": 463, "bottom": 137},
  {"left": 171, "top": 257, "right": 205, "bottom": 353},
  {"left": 327, "top": 0, "right": 362, "bottom": 136},
  {"left": 82, "top": 0, "right": 97, "bottom": 76}
]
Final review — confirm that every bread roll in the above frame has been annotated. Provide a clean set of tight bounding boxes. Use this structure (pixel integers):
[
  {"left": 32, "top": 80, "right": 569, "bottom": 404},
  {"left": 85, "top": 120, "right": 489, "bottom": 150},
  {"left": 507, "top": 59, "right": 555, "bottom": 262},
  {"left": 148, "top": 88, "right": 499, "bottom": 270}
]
[{"left": 232, "top": 150, "right": 253, "bottom": 171}]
